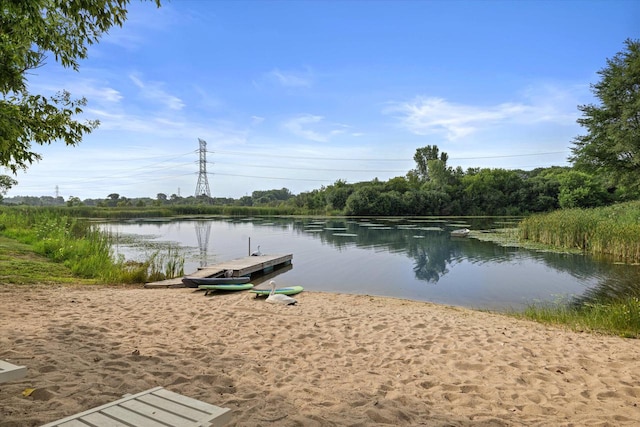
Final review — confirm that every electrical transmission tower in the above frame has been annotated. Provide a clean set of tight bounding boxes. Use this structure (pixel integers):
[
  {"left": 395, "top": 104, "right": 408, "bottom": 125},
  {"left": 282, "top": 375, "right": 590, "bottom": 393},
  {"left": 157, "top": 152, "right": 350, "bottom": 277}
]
[{"left": 194, "top": 138, "right": 211, "bottom": 197}]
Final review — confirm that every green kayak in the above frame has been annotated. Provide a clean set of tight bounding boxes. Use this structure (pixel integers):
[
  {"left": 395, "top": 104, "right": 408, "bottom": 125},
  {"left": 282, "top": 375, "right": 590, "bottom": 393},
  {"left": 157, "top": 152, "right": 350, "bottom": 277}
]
[{"left": 199, "top": 283, "right": 254, "bottom": 295}]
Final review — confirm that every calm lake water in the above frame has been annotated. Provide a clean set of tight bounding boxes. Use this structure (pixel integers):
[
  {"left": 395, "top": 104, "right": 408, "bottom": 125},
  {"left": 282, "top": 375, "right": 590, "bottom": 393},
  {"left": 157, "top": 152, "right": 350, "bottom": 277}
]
[{"left": 101, "top": 217, "right": 640, "bottom": 312}]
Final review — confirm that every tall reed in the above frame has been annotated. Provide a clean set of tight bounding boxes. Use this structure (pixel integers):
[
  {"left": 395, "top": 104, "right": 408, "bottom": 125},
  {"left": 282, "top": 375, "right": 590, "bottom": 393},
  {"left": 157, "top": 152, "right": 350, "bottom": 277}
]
[
  {"left": 146, "top": 247, "right": 185, "bottom": 282},
  {"left": 519, "top": 201, "right": 640, "bottom": 263}
]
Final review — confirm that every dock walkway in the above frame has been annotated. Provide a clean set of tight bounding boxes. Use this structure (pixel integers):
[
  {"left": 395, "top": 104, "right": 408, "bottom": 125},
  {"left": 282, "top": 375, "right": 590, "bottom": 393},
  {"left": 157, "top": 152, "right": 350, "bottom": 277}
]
[{"left": 144, "top": 254, "right": 292, "bottom": 288}]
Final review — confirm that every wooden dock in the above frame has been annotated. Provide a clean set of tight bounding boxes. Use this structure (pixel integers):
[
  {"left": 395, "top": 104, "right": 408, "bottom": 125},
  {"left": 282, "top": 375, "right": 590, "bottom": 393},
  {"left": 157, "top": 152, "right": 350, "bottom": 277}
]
[{"left": 144, "top": 254, "right": 293, "bottom": 288}]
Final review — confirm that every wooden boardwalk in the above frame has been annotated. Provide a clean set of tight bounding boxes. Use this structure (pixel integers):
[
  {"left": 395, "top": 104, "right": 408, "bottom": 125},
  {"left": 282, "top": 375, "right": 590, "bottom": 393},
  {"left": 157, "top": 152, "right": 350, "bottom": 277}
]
[{"left": 144, "top": 254, "right": 293, "bottom": 288}]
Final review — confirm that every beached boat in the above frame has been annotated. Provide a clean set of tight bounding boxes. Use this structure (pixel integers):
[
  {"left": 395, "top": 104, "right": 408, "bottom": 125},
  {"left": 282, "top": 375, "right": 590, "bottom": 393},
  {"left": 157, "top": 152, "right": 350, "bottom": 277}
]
[
  {"left": 182, "top": 276, "right": 251, "bottom": 288},
  {"left": 450, "top": 228, "right": 470, "bottom": 237}
]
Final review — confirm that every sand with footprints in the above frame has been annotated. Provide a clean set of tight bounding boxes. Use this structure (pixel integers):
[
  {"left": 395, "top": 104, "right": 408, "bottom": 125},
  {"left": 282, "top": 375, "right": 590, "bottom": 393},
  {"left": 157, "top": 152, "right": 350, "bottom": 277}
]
[{"left": 1, "top": 284, "right": 639, "bottom": 426}]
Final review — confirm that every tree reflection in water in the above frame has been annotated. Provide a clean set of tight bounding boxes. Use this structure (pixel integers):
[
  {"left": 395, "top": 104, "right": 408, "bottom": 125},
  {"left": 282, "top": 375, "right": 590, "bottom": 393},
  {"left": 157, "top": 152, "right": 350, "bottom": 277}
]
[
  {"left": 104, "top": 216, "right": 639, "bottom": 309},
  {"left": 410, "top": 233, "right": 455, "bottom": 283}
]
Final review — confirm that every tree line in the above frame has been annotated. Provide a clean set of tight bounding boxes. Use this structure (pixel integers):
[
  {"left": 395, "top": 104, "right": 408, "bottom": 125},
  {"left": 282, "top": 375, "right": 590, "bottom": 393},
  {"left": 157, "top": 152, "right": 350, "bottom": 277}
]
[{"left": 4, "top": 144, "right": 637, "bottom": 216}]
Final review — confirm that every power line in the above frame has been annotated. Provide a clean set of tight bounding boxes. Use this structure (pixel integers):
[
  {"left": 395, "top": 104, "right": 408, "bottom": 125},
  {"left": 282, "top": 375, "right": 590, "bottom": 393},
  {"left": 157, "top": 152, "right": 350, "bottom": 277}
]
[
  {"left": 83, "top": 151, "right": 196, "bottom": 163},
  {"left": 209, "top": 149, "right": 408, "bottom": 161},
  {"left": 452, "top": 151, "right": 569, "bottom": 160},
  {"left": 209, "top": 161, "right": 408, "bottom": 173},
  {"left": 210, "top": 149, "right": 570, "bottom": 162},
  {"left": 211, "top": 172, "right": 332, "bottom": 182}
]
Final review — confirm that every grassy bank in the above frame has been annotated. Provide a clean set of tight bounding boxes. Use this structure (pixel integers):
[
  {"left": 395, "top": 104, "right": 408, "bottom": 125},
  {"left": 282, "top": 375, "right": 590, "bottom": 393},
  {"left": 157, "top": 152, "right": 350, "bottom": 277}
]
[
  {"left": 514, "top": 201, "right": 640, "bottom": 337},
  {"left": 518, "top": 201, "right": 640, "bottom": 263},
  {"left": 0, "top": 235, "right": 97, "bottom": 285},
  {"left": 0, "top": 207, "right": 183, "bottom": 283},
  {"left": 510, "top": 298, "right": 640, "bottom": 338}
]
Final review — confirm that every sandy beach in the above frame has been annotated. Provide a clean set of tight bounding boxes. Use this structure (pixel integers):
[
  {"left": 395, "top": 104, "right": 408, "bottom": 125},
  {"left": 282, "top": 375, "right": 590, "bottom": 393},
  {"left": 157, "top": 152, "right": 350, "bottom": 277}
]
[{"left": 1, "top": 284, "right": 639, "bottom": 426}]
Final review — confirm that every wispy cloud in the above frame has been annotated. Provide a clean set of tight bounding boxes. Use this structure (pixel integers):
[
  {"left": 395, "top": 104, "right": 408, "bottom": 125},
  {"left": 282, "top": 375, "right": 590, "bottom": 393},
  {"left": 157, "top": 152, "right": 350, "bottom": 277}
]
[
  {"left": 387, "top": 86, "right": 580, "bottom": 140},
  {"left": 73, "top": 82, "right": 123, "bottom": 105},
  {"left": 31, "top": 77, "right": 123, "bottom": 105},
  {"left": 57, "top": 73, "right": 244, "bottom": 146},
  {"left": 193, "top": 85, "right": 224, "bottom": 111},
  {"left": 251, "top": 115, "right": 265, "bottom": 126},
  {"left": 85, "top": 109, "right": 173, "bottom": 133},
  {"left": 282, "top": 114, "right": 347, "bottom": 142},
  {"left": 129, "top": 73, "right": 185, "bottom": 110},
  {"left": 267, "top": 68, "right": 313, "bottom": 87},
  {"left": 86, "top": 106, "right": 248, "bottom": 147}
]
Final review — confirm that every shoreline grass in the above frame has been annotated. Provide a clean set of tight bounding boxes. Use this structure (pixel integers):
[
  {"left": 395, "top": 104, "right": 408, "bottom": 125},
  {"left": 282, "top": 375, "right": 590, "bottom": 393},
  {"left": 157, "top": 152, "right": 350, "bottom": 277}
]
[
  {"left": 512, "top": 201, "right": 640, "bottom": 336},
  {"left": 0, "top": 207, "right": 184, "bottom": 283},
  {"left": 510, "top": 297, "right": 640, "bottom": 338},
  {"left": 519, "top": 200, "right": 640, "bottom": 264},
  {"left": 0, "top": 235, "right": 97, "bottom": 285}
]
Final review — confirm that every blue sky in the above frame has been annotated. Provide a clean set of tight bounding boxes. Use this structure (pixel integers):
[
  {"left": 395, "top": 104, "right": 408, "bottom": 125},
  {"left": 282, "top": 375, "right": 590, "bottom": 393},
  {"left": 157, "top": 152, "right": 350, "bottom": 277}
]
[{"left": 5, "top": 0, "right": 640, "bottom": 200}]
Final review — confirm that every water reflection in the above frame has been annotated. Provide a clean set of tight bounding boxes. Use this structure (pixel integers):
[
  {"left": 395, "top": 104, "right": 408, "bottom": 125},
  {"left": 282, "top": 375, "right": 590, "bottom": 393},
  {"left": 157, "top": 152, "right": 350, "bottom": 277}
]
[
  {"left": 194, "top": 220, "right": 212, "bottom": 268},
  {"left": 573, "top": 263, "right": 640, "bottom": 306},
  {"left": 101, "top": 217, "right": 640, "bottom": 311},
  {"left": 293, "top": 217, "right": 518, "bottom": 285},
  {"left": 410, "top": 233, "right": 456, "bottom": 283}
]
